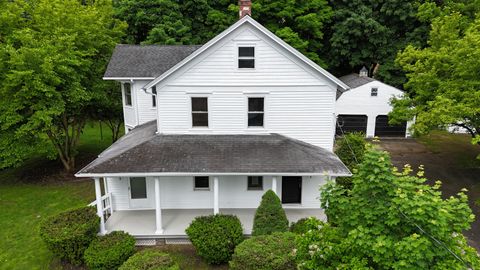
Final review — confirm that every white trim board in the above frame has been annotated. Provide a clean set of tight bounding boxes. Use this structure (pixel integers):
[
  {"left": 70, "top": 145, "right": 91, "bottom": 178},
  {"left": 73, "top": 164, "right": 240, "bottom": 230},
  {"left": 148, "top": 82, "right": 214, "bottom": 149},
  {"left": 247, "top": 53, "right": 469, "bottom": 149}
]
[{"left": 76, "top": 172, "right": 351, "bottom": 178}]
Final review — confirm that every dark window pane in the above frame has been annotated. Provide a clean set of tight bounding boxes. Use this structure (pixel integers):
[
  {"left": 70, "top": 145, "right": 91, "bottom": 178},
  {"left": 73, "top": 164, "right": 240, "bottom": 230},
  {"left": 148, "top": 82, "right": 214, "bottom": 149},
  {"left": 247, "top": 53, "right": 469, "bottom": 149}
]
[
  {"left": 192, "top": 97, "right": 208, "bottom": 111},
  {"left": 195, "top": 176, "right": 209, "bottom": 189},
  {"left": 371, "top": 88, "right": 378, "bottom": 96},
  {"left": 248, "top": 176, "right": 263, "bottom": 190},
  {"left": 248, "top": 98, "right": 264, "bottom": 112},
  {"left": 192, "top": 113, "right": 208, "bottom": 127},
  {"left": 248, "top": 113, "right": 264, "bottom": 127},
  {"left": 124, "top": 83, "right": 132, "bottom": 106},
  {"left": 130, "top": 177, "right": 147, "bottom": 199},
  {"left": 238, "top": 59, "right": 255, "bottom": 68},
  {"left": 152, "top": 86, "right": 157, "bottom": 107},
  {"left": 239, "top": 47, "right": 254, "bottom": 57}
]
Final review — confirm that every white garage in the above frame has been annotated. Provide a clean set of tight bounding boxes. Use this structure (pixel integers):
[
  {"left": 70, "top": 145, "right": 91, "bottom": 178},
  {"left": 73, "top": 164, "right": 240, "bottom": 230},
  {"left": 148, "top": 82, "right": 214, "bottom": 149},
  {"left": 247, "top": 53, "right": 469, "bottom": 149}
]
[{"left": 335, "top": 69, "right": 413, "bottom": 138}]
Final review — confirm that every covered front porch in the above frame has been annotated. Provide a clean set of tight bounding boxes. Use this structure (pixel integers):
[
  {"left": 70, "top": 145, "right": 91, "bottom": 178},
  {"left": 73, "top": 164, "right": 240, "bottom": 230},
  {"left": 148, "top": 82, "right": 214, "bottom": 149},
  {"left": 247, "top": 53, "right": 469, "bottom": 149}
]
[{"left": 104, "top": 208, "right": 325, "bottom": 238}]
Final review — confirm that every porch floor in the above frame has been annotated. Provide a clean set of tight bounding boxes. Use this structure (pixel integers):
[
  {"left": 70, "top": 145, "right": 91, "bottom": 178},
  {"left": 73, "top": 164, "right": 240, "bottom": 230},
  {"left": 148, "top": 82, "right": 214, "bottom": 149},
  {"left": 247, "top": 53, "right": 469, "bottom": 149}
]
[{"left": 105, "top": 208, "right": 325, "bottom": 238}]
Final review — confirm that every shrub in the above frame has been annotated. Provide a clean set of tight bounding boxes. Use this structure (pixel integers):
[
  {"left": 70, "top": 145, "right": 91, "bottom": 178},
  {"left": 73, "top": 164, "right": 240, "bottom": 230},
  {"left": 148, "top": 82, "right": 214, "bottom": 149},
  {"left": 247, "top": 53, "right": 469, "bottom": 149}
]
[
  {"left": 334, "top": 132, "right": 367, "bottom": 188},
  {"left": 39, "top": 206, "right": 99, "bottom": 265},
  {"left": 119, "top": 249, "right": 180, "bottom": 270},
  {"left": 229, "top": 232, "right": 296, "bottom": 270},
  {"left": 252, "top": 190, "right": 289, "bottom": 236},
  {"left": 185, "top": 214, "right": 244, "bottom": 264},
  {"left": 290, "top": 217, "right": 321, "bottom": 234},
  {"left": 84, "top": 231, "right": 136, "bottom": 270}
]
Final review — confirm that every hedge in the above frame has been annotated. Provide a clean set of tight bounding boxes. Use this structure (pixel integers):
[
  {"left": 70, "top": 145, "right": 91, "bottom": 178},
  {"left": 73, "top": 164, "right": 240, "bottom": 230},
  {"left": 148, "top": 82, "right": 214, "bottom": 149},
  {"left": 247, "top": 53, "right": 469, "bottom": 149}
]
[
  {"left": 185, "top": 214, "right": 244, "bottom": 264},
  {"left": 119, "top": 249, "right": 180, "bottom": 270},
  {"left": 290, "top": 217, "right": 321, "bottom": 234},
  {"left": 84, "top": 231, "right": 136, "bottom": 270},
  {"left": 229, "top": 232, "right": 297, "bottom": 270},
  {"left": 252, "top": 190, "right": 289, "bottom": 236},
  {"left": 39, "top": 206, "right": 99, "bottom": 265}
]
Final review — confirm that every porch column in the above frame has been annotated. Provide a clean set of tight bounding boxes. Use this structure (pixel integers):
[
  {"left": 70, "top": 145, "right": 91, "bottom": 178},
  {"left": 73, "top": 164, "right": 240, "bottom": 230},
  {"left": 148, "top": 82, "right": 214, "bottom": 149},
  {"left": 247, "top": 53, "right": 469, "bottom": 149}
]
[
  {"left": 213, "top": 177, "right": 219, "bottom": 214},
  {"left": 154, "top": 177, "right": 163, "bottom": 234},
  {"left": 272, "top": 176, "right": 277, "bottom": 195},
  {"left": 94, "top": 177, "right": 106, "bottom": 235}
]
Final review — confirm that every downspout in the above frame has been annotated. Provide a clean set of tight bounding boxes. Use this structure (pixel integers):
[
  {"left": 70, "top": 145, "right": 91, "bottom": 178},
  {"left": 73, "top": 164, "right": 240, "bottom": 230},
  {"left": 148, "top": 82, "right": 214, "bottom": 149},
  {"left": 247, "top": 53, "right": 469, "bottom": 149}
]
[{"left": 143, "top": 86, "right": 160, "bottom": 134}]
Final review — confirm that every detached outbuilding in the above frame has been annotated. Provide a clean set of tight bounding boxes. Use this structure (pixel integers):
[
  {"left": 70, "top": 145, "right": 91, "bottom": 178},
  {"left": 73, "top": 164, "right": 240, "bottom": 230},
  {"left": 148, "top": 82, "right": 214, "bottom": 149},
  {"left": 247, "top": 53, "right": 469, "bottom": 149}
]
[{"left": 335, "top": 67, "right": 413, "bottom": 138}]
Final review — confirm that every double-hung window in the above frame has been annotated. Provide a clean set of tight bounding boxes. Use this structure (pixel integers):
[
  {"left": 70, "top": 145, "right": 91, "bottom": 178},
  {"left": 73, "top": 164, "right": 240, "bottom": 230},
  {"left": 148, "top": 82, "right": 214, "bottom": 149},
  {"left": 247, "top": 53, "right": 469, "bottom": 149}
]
[
  {"left": 238, "top": 47, "right": 255, "bottom": 68},
  {"left": 191, "top": 97, "right": 208, "bottom": 127},
  {"left": 247, "top": 176, "right": 263, "bottom": 190},
  {"left": 371, "top": 87, "right": 378, "bottom": 97},
  {"left": 124, "top": 83, "right": 132, "bottom": 106},
  {"left": 151, "top": 86, "right": 157, "bottom": 107},
  {"left": 248, "top": 97, "right": 264, "bottom": 127}
]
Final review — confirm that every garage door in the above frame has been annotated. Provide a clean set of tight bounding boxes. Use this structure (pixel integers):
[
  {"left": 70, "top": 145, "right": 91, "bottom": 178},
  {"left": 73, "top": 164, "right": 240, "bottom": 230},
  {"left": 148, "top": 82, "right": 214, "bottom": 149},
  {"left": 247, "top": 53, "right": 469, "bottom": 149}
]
[
  {"left": 336, "top": 115, "right": 368, "bottom": 136},
  {"left": 374, "top": 115, "right": 406, "bottom": 137}
]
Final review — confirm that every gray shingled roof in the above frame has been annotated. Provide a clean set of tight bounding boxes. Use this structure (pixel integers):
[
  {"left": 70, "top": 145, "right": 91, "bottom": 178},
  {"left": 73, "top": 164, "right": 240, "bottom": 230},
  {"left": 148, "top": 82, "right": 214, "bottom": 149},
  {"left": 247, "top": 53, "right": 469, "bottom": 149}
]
[
  {"left": 339, "top": 73, "right": 377, "bottom": 88},
  {"left": 77, "top": 121, "right": 350, "bottom": 176},
  {"left": 104, "top": 45, "right": 202, "bottom": 78}
]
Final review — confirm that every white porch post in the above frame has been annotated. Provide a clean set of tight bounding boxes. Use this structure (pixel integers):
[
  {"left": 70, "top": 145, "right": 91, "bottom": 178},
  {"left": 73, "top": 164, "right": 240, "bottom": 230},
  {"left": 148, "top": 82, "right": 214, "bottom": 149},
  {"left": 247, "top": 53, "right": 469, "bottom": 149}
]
[
  {"left": 94, "top": 177, "right": 106, "bottom": 235},
  {"left": 272, "top": 176, "right": 277, "bottom": 195},
  {"left": 213, "top": 177, "right": 219, "bottom": 214},
  {"left": 154, "top": 177, "right": 163, "bottom": 234}
]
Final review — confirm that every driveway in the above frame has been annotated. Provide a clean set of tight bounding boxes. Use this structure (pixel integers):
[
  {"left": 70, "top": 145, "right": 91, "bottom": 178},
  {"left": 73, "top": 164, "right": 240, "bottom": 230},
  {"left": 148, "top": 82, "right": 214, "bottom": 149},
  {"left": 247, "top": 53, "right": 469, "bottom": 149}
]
[{"left": 377, "top": 135, "right": 480, "bottom": 250}]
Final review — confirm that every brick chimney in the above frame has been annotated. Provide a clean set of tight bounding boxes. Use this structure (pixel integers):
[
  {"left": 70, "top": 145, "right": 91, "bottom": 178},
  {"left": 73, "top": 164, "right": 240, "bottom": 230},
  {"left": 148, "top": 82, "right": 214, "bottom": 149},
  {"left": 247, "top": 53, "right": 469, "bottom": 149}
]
[{"left": 239, "top": 0, "right": 251, "bottom": 18}]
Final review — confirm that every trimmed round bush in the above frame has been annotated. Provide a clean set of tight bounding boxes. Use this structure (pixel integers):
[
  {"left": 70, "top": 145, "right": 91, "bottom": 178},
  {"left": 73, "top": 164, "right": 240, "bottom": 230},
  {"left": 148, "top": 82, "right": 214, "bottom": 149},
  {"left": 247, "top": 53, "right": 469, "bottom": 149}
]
[
  {"left": 290, "top": 217, "right": 321, "bottom": 234},
  {"left": 39, "top": 206, "right": 99, "bottom": 265},
  {"left": 119, "top": 249, "right": 180, "bottom": 270},
  {"left": 252, "top": 190, "right": 289, "bottom": 236},
  {"left": 185, "top": 214, "right": 244, "bottom": 264},
  {"left": 84, "top": 231, "right": 136, "bottom": 270},
  {"left": 229, "top": 232, "right": 296, "bottom": 270}
]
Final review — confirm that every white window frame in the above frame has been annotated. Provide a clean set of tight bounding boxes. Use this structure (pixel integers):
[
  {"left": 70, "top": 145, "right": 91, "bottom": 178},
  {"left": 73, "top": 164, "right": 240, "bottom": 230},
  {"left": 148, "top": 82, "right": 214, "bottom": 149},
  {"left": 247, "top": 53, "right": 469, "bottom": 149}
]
[
  {"left": 193, "top": 176, "right": 210, "bottom": 191},
  {"left": 245, "top": 95, "right": 266, "bottom": 129},
  {"left": 122, "top": 82, "right": 133, "bottom": 107},
  {"left": 247, "top": 176, "right": 264, "bottom": 191},
  {"left": 371, "top": 87, "right": 378, "bottom": 97},
  {"left": 151, "top": 85, "right": 157, "bottom": 108},
  {"left": 236, "top": 43, "right": 256, "bottom": 70},
  {"left": 189, "top": 95, "right": 210, "bottom": 129}
]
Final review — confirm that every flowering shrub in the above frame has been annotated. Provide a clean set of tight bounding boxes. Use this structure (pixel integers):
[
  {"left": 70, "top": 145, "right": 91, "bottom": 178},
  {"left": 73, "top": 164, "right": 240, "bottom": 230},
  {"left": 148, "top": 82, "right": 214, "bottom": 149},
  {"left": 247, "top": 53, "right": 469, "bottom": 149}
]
[{"left": 296, "top": 148, "right": 480, "bottom": 269}]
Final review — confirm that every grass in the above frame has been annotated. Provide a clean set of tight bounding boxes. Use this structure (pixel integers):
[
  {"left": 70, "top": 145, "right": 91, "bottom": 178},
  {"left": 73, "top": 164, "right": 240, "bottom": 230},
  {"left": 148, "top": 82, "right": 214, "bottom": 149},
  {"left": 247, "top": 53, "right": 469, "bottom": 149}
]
[{"left": 0, "top": 122, "right": 119, "bottom": 270}]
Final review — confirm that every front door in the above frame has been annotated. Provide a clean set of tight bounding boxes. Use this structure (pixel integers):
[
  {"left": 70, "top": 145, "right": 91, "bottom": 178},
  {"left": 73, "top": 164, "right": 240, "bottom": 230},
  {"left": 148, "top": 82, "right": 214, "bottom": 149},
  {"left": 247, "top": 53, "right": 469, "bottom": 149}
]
[
  {"left": 281, "top": 176, "right": 302, "bottom": 204},
  {"left": 128, "top": 177, "right": 149, "bottom": 209}
]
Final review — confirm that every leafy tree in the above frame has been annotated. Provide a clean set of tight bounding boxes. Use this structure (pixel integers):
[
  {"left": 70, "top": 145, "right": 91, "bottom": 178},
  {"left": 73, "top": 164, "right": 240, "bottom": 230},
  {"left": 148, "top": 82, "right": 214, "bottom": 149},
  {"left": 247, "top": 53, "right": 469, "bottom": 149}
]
[
  {"left": 296, "top": 148, "right": 480, "bottom": 269},
  {"left": 90, "top": 81, "right": 124, "bottom": 143},
  {"left": 252, "top": 190, "right": 289, "bottom": 236},
  {"left": 334, "top": 132, "right": 367, "bottom": 188},
  {"left": 0, "top": 0, "right": 126, "bottom": 171},
  {"left": 392, "top": 12, "right": 480, "bottom": 153}
]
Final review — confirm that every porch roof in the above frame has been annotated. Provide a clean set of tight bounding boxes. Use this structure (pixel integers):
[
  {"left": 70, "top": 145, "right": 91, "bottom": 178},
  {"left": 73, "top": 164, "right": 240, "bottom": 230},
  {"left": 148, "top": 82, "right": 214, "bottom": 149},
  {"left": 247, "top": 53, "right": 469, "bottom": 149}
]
[{"left": 76, "top": 121, "right": 350, "bottom": 177}]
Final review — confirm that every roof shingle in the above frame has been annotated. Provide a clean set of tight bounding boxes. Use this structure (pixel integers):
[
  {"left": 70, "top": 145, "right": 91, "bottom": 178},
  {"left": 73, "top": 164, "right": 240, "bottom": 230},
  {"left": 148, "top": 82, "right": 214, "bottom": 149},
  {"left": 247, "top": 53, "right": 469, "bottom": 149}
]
[{"left": 338, "top": 73, "right": 377, "bottom": 88}]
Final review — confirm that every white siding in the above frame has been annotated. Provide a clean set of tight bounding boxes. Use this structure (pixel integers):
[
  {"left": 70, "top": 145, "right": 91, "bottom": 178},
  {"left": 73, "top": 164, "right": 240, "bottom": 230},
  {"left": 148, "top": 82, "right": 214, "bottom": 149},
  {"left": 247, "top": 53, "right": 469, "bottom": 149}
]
[
  {"left": 335, "top": 81, "right": 413, "bottom": 137},
  {"left": 107, "top": 176, "right": 325, "bottom": 211},
  {"left": 134, "top": 80, "right": 157, "bottom": 125}
]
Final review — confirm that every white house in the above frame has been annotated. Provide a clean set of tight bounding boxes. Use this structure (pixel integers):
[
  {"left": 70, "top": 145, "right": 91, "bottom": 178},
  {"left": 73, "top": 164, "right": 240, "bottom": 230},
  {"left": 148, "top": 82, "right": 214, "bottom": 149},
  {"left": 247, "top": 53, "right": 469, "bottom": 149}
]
[
  {"left": 76, "top": 1, "right": 350, "bottom": 242},
  {"left": 335, "top": 67, "right": 413, "bottom": 138}
]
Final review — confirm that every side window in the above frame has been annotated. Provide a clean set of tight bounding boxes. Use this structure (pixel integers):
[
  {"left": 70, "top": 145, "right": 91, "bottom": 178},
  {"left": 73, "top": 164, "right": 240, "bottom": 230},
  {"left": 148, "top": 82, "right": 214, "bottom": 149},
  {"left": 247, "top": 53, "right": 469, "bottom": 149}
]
[
  {"left": 238, "top": 47, "right": 255, "bottom": 68},
  {"left": 247, "top": 176, "right": 263, "bottom": 190},
  {"left": 248, "top": 97, "right": 264, "bottom": 127},
  {"left": 152, "top": 86, "right": 157, "bottom": 107},
  {"left": 371, "top": 87, "right": 378, "bottom": 97},
  {"left": 129, "top": 177, "right": 147, "bottom": 199},
  {"left": 191, "top": 97, "right": 208, "bottom": 127},
  {"left": 194, "top": 176, "right": 210, "bottom": 190},
  {"left": 124, "top": 83, "right": 132, "bottom": 106}
]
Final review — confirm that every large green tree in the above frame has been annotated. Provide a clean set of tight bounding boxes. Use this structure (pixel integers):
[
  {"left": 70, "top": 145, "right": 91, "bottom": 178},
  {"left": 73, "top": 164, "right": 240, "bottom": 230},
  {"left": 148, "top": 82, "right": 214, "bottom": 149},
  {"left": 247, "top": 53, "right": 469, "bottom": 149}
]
[
  {"left": 0, "top": 0, "right": 126, "bottom": 171},
  {"left": 391, "top": 8, "right": 480, "bottom": 152},
  {"left": 296, "top": 148, "right": 480, "bottom": 269}
]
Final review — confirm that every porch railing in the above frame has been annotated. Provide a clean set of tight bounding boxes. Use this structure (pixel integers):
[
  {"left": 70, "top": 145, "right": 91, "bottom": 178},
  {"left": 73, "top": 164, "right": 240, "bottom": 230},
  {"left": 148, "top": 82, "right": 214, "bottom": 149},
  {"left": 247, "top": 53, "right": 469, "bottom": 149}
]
[{"left": 88, "top": 192, "right": 112, "bottom": 221}]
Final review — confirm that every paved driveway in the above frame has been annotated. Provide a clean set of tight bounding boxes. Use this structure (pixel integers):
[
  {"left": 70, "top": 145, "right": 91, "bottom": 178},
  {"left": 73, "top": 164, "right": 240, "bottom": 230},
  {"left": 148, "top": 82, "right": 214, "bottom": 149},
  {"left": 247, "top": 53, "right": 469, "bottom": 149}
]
[{"left": 377, "top": 137, "right": 480, "bottom": 250}]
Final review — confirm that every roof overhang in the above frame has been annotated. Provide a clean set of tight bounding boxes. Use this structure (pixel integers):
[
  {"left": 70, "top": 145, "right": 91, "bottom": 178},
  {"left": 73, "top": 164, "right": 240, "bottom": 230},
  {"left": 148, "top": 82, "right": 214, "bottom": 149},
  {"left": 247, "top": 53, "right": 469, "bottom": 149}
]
[
  {"left": 75, "top": 172, "right": 351, "bottom": 178},
  {"left": 103, "top": 77, "right": 155, "bottom": 81}
]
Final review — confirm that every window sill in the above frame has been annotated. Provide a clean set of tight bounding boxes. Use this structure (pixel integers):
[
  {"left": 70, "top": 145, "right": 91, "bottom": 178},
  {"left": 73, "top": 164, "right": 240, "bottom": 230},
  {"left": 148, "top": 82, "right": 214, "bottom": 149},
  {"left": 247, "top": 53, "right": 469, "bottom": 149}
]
[
  {"left": 247, "top": 188, "right": 263, "bottom": 191},
  {"left": 194, "top": 188, "right": 210, "bottom": 191}
]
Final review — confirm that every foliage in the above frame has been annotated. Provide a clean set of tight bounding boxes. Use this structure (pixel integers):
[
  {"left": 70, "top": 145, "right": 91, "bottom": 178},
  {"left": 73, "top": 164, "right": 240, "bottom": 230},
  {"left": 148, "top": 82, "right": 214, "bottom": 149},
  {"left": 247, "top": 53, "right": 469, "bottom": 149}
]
[
  {"left": 91, "top": 81, "right": 124, "bottom": 143},
  {"left": 334, "top": 132, "right": 367, "bottom": 188},
  {"left": 84, "top": 231, "right": 136, "bottom": 270},
  {"left": 392, "top": 10, "right": 480, "bottom": 155},
  {"left": 0, "top": 0, "right": 126, "bottom": 171},
  {"left": 290, "top": 217, "right": 321, "bottom": 235},
  {"left": 39, "top": 206, "right": 99, "bottom": 265},
  {"left": 296, "top": 148, "right": 480, "bottom": 269},
  {"left": 229, "top": 232, "right": 296, "bottom": 270},
  {"left": 119, "top": 249, "right": 180, "bottom": 270},
  {"left": 252, "top": 190, "right": 289, "bottom": 236},
  {"left": 185, "top": 214, "right": 244, "bottom": 264}
]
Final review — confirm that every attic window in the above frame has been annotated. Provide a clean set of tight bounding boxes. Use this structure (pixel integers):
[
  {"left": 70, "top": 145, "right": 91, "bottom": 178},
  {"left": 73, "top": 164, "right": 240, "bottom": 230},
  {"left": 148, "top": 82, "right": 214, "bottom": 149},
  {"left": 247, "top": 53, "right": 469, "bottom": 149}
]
[
  {"left": 371, "top": 87, "right": 378, "bottom": 97},
  {"left": 124, "top": 83, "right": 132, "bottom": 106},
  {"left": 238, "top": 47, "right": 255, "bottom": 68}
]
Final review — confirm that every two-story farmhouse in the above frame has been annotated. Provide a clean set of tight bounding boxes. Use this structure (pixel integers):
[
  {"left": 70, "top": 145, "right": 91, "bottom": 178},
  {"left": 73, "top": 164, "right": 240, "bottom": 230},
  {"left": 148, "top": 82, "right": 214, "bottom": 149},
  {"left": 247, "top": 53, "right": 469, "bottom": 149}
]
[{"left": 76, "top": 1, "right": 351, "bottom": 241}]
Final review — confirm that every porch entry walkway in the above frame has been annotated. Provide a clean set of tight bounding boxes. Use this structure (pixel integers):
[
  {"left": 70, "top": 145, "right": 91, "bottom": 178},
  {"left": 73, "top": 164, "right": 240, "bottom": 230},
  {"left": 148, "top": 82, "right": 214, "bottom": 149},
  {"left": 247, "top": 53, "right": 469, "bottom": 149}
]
[{"left": 105, "top": 208, "right": 325, "bottom": 237}]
